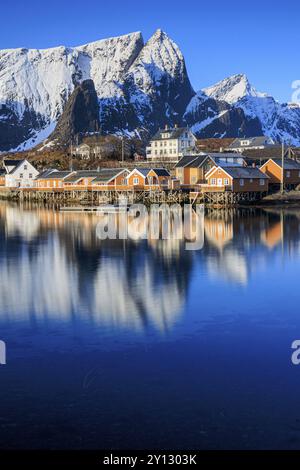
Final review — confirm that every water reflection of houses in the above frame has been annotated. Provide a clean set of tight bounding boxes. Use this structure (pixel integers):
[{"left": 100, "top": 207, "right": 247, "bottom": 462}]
[
  {"left": 1, "top": 202, "right": 300, "bottom": 325},
  {"left": 202, "top": 208, "right": 300, "bottom": 285}
]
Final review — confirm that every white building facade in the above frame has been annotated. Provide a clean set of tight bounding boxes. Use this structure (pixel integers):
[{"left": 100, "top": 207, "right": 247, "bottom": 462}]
[
  {"left": 4, "top": 159, "right": 39, "bottom": 188},
  {"left": 146, "top": 126, "right": 197, "bottom": 162}
]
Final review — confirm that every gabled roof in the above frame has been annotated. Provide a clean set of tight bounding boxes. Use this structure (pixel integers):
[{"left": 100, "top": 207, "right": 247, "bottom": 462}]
[
  {"left": 7, "top": 159, "right": 36, "bottom": 175},
  {"left": 228, "top": 136, "right": 275, "bottom": 149},
  {"left": 209, "top": 166, "right": 269, "bottom": 179},
  {"left": 127, "top": 168, "right": 151, "bottom": 179},
  {"left": 3, "top": 159, "right": 24, "bottom": 168},
  {"left": 175, "top": 154, "right": 210, "bottom": 168},
  {"left": 63, "top": 171, "right": 99, "bottom": 183},
  {"left": 151, "top": 168, "right": 170, "bottom": 176},
  {"left": 270, "top": 158, "right": 300, "bottom": 170},
  {"left": 151, "top": 127, "right": 193, "bottom": 141},
  {"left": 36, "top": 169, "right": 58, "bottom": 179}
]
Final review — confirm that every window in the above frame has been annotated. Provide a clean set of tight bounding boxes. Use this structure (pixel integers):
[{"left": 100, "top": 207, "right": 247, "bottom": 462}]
[
  {"left": 239, "top": 179, "right": 244, "bottom": 186},
  {"left": 260, "top": 179, "right": 265, "bottom": 186},
  {"left": 211, "top": 178, "right": 217, "bottom": 185},
  {"left": 24, "top": 165, "right": 27, "bottom": 170},
  {"left": 191, "top": 176, "right": 197, "bottom": 183},
  {"left": 241, "top": 140, "right": 250, "bottom": 146},
  {"left": 250, "top": 178, "right": 253, "bottom": 183},
  {"left": 20, "top": 173, "right": 23, "bottom": 178},
  {"left": 29, "top": 173, "right": 33, "bottom": 179},
  {"left": 121, "top": 178, "right": 126, "bottom": 185},
  {"left": 286, "top": 171, "right": 291, "bottom": 178},
  {"left": 133, "top": 177, "right": 139, "bottom": 185},
  {"left": 224, "top": 178, "right": 229, "bottom": 186}
]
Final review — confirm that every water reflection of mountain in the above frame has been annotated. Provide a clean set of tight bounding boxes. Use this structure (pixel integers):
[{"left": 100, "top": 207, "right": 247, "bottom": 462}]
[
  {"left": 0, "top": 203, "right": 300, "bottom": 330},
  {"left": 0, "top": 203, "right": 193, "bottom": 332}
]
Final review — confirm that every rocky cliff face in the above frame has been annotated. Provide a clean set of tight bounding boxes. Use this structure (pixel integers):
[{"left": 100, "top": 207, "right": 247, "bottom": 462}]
[
  {"left": 1, "top": 32, "right": 300, "bottom": 151},
  {"left": 183, "top": 91, "right": 262, "bottom": 138},
  {"left": 46, "top": 79, "right": 100, "bottom": 146}
]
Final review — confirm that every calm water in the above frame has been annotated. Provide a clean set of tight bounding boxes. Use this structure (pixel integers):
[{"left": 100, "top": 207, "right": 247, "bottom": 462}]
[{"left": 0, "top": 201, "right": 300, "bottom": 449}]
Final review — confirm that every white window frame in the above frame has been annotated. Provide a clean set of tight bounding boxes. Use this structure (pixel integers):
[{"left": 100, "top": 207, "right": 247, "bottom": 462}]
[
  {"left": 133, "top": 177, "right": 139, "bottom": 185},
  {"left": 239, "top": 179, "right": 245, "bottom": 186},
  {"left": 260, "top": 179, "right": 265, "bottom": 186},
  {"left": 211, "top": 178, "right": 217, "bottom": 185}
]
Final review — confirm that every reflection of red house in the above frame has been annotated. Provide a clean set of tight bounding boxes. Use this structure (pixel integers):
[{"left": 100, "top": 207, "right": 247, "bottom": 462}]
[{"left": 261, "top": 221, "right": 282, "bottom": 249}]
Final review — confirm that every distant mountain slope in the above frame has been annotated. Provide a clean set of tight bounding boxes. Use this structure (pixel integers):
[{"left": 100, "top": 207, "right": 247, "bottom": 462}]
[
  {"left": 183, "top": 91, "right": 262, "bottom": 138},
  {"left": 204, "top": 74, "right": 300, "bottom": 145}
]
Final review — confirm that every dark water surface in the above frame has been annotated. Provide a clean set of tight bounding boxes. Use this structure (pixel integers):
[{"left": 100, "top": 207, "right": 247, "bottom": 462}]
[{"left": 0, "top": 202, "right": 300, "bottom": 449}]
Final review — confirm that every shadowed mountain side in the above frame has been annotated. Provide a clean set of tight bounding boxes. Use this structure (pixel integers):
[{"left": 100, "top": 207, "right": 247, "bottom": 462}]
[{"left": 47, "top": 80, "right": 100, "bottom": 146}]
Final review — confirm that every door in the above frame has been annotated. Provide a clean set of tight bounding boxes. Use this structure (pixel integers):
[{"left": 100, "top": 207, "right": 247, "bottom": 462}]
[{"left": 217, "top": 178, "right": 223, "bottom": 186}]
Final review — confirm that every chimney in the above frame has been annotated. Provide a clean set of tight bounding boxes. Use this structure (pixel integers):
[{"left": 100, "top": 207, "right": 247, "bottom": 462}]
[
  {"left": 174, "top": 123, "right": 178, "bottom": 129},
  {"left": 165, "top": 124, "right": 168, "bottom": 130},
  {"left": 252, "top": 162, "right": 256, "bottom": 168}
]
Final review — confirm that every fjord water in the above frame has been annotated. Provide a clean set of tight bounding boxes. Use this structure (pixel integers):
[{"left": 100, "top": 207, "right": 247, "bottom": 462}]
[{"left": 1, "top": 202, "right": 300, "bottom": 450}]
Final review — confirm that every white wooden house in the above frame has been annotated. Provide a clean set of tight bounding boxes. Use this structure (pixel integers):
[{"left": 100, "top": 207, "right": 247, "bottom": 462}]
[
  {"left": 146, "top": 125, "right": 197, "bottom": 162},
  {"left": 4, "top": 159, "right": 39, "bottom": 188}
]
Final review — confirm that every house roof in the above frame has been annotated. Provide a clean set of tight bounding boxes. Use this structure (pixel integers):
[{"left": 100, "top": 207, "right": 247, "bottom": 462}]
[
  {"left": 3, "top": 159, "right": 24, "bottom": 167},
  {"left": 271, "top": 158, "right": 300, "bottom": 170},
  {"left": 151, "top": 168, "right": 170, "bottom": 176},
  {"left": 175, "top": 154, "right": 209, "bottom": 168},
  {"left": 213, "top": 166, "right": 269, "bottom": 179},
  {"left": 91, "top": 168, "right": 127, "bottom": 183},
  {"left": 228, "top": 136, "right": 275, "bottom": 149},
  {"left": 7, "top": 159, "right": 36, "bottom": 175},
  {"left": 208, "top": 152, "right": 245, "bottom": 160},
  {"left": 36, "top": 169, "right": 58, "bottom": 179},
  {"left": 151, "top": 127, "right": 193, "bottom": 141},
  {"left": 36, "top": 170, "right": 73, "bottom": 180}
]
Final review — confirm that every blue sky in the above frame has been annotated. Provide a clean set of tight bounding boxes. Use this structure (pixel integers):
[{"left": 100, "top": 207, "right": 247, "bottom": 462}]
[{"left": 1, "top": 0, "right": 299, "bottom": 102}]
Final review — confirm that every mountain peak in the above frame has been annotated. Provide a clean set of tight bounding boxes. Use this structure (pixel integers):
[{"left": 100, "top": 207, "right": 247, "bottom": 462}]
[{"left": 203, "top": 74, "right": 268, "bottom": 104}]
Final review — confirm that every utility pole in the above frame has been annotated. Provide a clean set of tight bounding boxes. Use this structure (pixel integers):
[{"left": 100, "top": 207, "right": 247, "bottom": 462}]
[
  {"left": 281, "top": 141, "right": 284, "bottom": 194},
  {"left": 70, "top": 140, "right": 74, "bottom": 172}
]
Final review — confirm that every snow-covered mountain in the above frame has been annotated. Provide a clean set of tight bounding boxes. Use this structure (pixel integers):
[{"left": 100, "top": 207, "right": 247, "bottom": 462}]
[
  {"left": 1, "top": 33, "right": 300, "bottom": 152},
  {"left": 183, "top": 90, "right": 262, "bottom": 138},
  {"left": 204, "top": 74, "right": 300, "bottom": 145},
  {"left": 0, "top": 31, "right": 144, "bottom": 150}
]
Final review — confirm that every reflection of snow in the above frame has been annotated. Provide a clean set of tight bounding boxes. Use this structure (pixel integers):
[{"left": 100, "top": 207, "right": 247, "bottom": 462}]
[
  {"left": 0, "top": 234, "right": 184, "bottom": 333},
  {"left": 207, "top": 250, "right": 248, "bottom": 285},
  {"left": 5, "top": 207, "right": 41, "bottom": 240},
  {"left": 93, "top": 259, "right": 183, "bottom": 332}
]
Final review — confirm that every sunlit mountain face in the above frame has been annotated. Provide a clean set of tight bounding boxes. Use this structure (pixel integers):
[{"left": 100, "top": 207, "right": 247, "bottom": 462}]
[{"left": 1, "top": 202, "right": 300, "bottom": 449}]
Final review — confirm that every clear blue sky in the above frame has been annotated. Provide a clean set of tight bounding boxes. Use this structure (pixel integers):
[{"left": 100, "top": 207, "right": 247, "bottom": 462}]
[{"left": 1, "top": 0, "right": 299, "bottom": 102}]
